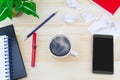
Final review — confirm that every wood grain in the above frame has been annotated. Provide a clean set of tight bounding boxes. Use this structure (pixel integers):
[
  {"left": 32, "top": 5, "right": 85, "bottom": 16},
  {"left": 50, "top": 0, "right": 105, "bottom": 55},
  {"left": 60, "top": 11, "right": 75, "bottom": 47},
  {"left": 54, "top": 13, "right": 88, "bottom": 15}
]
[{"left": 0, "top": 0, "right": 120, "bottom": 80}]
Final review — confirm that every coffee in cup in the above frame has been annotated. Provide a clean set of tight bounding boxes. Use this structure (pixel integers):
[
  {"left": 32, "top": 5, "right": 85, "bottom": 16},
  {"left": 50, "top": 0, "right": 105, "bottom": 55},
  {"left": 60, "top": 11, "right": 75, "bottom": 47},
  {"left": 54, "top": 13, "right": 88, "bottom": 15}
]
[{"left": 49, "top": 34, "right": 77, "bottom": 58}]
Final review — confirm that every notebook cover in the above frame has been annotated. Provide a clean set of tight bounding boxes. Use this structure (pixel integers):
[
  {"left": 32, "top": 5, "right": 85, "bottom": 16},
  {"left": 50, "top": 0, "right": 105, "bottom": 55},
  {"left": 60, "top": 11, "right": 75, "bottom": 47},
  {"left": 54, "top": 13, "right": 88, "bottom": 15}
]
[
  {"left": 90, "top": 0, "right": 120, "bottom": 15},
  {"left": 0, "top": 25, "right": 27, "bottom": 80}
]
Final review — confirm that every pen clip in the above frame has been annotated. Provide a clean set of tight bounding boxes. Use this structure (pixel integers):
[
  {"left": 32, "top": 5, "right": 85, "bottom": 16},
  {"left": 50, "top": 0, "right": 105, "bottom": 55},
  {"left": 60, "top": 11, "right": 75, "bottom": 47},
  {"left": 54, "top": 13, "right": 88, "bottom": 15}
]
[
  {"left": 32, "top": 33, "right": 36, "bottom": 46},
  {"left": 32, "top": 45, "right": 36, "bottom": 49}
]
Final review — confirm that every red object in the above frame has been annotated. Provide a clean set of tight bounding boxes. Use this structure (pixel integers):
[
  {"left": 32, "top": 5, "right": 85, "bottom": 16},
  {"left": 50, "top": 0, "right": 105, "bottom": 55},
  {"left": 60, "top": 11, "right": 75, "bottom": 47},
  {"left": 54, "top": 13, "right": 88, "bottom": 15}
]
[
  {"left": 91, "top": 0, "right": 120, "bottom": 15},
  {"left": 31, "top": 33, "right": 37, "bottom": 67}
]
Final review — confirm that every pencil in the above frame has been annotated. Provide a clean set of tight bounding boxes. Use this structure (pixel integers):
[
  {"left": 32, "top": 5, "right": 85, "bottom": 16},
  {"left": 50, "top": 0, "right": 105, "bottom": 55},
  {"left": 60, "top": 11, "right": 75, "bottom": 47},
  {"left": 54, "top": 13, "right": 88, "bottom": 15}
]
[{"left": 25, "top": 11, "right": 58, "bottom": 40}]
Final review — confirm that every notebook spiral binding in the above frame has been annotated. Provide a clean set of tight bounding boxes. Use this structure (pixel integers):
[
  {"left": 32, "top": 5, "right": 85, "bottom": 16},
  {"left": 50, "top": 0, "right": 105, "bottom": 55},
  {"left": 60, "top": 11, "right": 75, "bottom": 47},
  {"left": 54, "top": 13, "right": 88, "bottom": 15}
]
[
  {"left": 8, "top": 39, "right": 13, "bottom": 79},
  {"left": 4, "top": 37, "right": 10, "bottom": 80}
]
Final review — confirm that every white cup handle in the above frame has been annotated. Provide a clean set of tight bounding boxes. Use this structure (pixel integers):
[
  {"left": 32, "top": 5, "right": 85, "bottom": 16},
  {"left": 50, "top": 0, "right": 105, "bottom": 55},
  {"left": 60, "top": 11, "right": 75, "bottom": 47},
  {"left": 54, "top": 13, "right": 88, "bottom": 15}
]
[{"left": 70, "top": 50, "right": 78, "bottom": 57}]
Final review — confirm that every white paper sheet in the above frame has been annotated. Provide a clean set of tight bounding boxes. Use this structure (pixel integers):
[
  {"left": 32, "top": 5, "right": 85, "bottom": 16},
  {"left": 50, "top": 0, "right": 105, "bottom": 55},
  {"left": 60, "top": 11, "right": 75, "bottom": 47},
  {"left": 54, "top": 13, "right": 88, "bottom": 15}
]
[
  {"left": 81, "top": 12, "right": 97, "bottom": 23},
  {"left": 88, "top": 17, "right": 120, "bottom": 39},
  {"left": 66, "top": 0, "right": 82, "bottom": 10}
]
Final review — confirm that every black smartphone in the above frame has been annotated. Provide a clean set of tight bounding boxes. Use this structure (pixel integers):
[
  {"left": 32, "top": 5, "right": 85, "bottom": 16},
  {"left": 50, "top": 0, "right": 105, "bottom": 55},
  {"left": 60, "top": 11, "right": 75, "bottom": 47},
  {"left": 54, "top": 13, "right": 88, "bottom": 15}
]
[{"left": 93, "top": 34, "right": 114, "bottom": 74}]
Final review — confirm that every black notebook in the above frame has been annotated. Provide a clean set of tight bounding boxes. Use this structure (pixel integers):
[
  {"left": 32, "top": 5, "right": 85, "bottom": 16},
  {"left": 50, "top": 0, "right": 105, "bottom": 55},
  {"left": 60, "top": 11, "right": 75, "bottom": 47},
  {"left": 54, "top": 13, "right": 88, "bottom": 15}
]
[{"left": 0, "top": 25, "right": 27, "bottom": 80}]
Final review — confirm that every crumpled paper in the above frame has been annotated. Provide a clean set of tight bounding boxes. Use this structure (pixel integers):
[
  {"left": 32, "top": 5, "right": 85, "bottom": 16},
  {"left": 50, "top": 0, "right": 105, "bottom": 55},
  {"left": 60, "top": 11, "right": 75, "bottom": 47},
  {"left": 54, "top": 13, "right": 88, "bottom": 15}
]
[
  {"left": 89, "top": 17, "right": 120, "bottom": 40},
  {"left": 66, "top": 0, "right": 82, "bottom": 10},
  {"left": 82, "top": 12, "right": 97, "bottom": 23}
]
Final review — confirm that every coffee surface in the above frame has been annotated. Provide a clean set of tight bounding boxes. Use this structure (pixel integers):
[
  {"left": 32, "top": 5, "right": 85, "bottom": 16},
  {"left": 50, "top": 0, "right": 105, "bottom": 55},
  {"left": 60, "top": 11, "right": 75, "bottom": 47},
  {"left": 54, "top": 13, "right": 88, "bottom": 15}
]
[{"left": 50, "top": 37, "right": 71, "bottom": 56}]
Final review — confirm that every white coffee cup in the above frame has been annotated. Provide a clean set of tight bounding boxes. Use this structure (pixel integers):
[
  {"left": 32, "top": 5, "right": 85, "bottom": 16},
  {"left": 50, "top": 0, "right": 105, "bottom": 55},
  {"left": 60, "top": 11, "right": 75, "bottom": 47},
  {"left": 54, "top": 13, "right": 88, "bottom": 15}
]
[{"left": 49, "top": 34, "right": 78, "bottom": 58}]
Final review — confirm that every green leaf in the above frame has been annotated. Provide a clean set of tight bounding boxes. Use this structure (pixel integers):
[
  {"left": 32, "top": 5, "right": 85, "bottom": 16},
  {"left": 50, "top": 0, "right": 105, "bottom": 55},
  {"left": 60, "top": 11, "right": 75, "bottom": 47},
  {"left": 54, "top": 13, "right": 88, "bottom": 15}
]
[
  {"left": 15, "top": 0, "right": 22, "bottom": 11},
  {"left": 8, "top": 10, "right": 12, "bottom": 20},
  {"left": 0, "top": 7, "right": 8, "bottom": 21},
  {"left": 7, "top": 0, "right": 14, "bottom": 20},
  {"left": 0, "top": 0, "right": 39, "bottom": 21},
  {"left": 0, "top": 2, "right": 9, "bottom": 21},
  {"left": 7, "top": 0, "right": 14, "bottom": 9},
  {"left": 0, "top": 0, "right": 4, "bottom": 3},
  {"left": 21, "top": 1, "right": 39, "bottom": 18},
  {"left": 29, "top": 1, "right": 36, "bottom": 11},
  {"left": 0, "top": 0, "right": 14, "bottom": 21}
]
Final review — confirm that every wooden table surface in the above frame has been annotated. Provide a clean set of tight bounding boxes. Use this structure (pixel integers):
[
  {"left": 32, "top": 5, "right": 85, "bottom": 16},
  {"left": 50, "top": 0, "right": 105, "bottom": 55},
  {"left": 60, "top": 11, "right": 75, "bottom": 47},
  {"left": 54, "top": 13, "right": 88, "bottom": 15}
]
[{"left": 0, "top": 0, "right": 120, "bottom": 80}]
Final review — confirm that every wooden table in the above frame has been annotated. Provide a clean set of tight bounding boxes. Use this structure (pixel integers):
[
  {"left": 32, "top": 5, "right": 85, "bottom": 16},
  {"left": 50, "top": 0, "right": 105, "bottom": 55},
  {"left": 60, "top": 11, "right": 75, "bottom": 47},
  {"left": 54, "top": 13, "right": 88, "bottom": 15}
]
[{"left": 0, "top": 0, "right": 120, "bottom": 80}]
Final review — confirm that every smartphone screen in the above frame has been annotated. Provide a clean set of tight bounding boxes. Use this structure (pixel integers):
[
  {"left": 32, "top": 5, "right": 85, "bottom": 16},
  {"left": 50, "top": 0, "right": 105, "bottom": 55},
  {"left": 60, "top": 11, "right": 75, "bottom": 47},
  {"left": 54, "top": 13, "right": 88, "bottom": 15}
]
[{"left": 93, "top": 34, "right": 114, "bottom": 74}]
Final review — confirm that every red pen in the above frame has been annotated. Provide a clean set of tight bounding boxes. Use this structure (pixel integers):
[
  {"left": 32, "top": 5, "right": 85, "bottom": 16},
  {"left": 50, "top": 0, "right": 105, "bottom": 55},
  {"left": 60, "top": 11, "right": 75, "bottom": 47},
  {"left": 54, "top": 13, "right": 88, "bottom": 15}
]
[{"left": 31, "top": 33, "right": 37, "bottom": 67}]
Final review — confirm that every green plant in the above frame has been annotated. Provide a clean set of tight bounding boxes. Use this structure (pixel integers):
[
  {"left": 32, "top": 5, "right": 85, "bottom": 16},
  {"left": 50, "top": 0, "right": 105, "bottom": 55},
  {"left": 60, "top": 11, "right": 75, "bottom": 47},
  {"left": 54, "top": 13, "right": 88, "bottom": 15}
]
[{"left": 0, "top": 0, "right": 39, "bottom": 21}]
